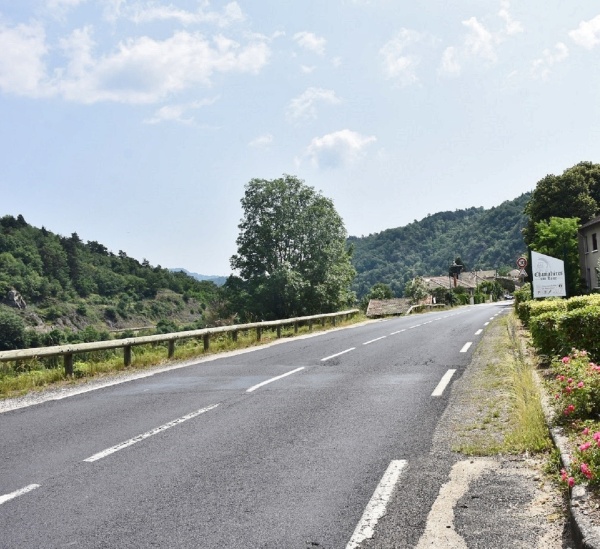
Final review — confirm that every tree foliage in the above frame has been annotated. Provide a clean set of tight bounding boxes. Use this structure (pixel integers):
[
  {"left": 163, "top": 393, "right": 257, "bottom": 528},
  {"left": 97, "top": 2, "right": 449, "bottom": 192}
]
[
  {"left": 404, "top": 277, "right": 428, "bottom": 304},
  {"left": 230, "top": 175, "right": 356, "bottom": 320},
  {"left": 524, "top": 162, "right": 600, "bottom": 245}
]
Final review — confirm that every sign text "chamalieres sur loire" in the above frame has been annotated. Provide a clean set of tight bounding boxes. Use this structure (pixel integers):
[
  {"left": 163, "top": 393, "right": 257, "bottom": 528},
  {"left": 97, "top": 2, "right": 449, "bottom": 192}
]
[{"left": 531, "top": 250, "right": 566, "bottom": 298}]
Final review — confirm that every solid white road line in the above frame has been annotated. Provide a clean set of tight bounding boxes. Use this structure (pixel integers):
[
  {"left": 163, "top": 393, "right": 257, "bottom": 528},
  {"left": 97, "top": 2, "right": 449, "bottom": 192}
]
[
  {"left": 246, "top": 367, "right": 305, "bottom": 393},
  {"left": 432, "top": 369, "right": 457, "bottom": 397},
  {"left": 474, "top": 329, "right": 483, "bottom": 335},
  {"left": 346, "top": 460, "right": 408, "bottom": 549},
  {"left": 390, "top": 329, "right": 406, "bottom": 335},
  {"left": 460, "top": 342, "right": 473, "bottom": 353},
  {"left": 363, "top": 336, "right": 386, "bottom": 345},
  {"left": 84, "top": 404, "right": 220, "bottom": 463},
  {"left": 0, "top": 484, "right": 40, "bottom": 506},
  {"left": 321, "top": 348, "right": 356, "bottom": 362},
  {"left": 484, "top": 322, "right": 489, "bottom": 326}
]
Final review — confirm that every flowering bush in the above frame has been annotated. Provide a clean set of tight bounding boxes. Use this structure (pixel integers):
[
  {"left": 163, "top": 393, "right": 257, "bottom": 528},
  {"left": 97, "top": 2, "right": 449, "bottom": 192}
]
[
  {"left": 560, "top": 426, "right": 600, "bottom": 487},
  {"left": 550, "top": 349, "right": 600, "bottom": 422}
]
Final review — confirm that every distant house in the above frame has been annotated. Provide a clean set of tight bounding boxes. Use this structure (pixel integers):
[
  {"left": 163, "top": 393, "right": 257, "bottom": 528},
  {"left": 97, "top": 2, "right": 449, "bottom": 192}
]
[
  {"left": 422, "top": 270, "right": 497, "bottom": 297},
  {"left": 579, "top": 215, "right": 600, "bottom": 291}
]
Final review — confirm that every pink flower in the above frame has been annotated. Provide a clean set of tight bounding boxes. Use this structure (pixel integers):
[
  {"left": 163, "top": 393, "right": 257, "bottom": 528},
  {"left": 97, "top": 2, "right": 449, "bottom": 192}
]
[
  {"left": 583, "top": 428, "right": 590, "bottom": 435},
  {"left": 557, "top": 375, "right": 565, "bottom": 381},
  {"left": 564, "top": 404, "right": 576, "bottom": 415},
  {"left": 561, "top": 469, "right": 568, "bottom": 481},
  {"left": 565, "top": 386, "right": 573, "bottom": 394},
  {"left": 562, "top": 357, "right": 571, "bottom": 364},
  {"left": 581, "top": 463, "right": 593, "bottom": 479},
  {"left": 568, "top": 477, "right": 576, "bottom": 487},
  {"left": 568, "top": 378, "right": 573, "bottom": 384},
  {"left": 578, "top": 382, "right": 585, "bottom": 389},
  {"left": 580, "top": 442, "right": 592, "bottom": 451},
  {"left": 555, "top": 394, "right": 561, "bottom": 400}
]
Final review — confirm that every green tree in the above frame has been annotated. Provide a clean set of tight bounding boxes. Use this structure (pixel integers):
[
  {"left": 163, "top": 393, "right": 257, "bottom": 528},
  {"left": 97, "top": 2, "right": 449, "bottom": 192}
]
[
  {"left": 230, "top": 175, "right": 356, "bottom": 320},
  {"left": 403, "top": 276, "right": 429, "bottom": 304},
  {"left": 0, "top": 308, "right": 28, "bottom": 350},
  {"left": 524, "top": 162, "right": 600, "bottom": 244},
  {"left": 530, "top": 217, "right": 582, "bottom": 297}
]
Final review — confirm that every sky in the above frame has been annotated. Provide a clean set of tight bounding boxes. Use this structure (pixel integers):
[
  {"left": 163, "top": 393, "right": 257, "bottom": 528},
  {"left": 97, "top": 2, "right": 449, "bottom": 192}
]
[{"left": 0, "top": 1, "right": 599, "bottom": 276}]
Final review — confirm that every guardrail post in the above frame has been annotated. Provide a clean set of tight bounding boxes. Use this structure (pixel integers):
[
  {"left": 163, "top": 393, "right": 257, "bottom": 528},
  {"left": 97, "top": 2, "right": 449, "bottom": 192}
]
[
  {"left": 232, "top": 330, "right": 238, "bottom": 342},
  {"left": 333, "top": 316, "right": 337, "bottom": 327},
  {"left": 294, "top": 322, "right": 298, "bottom": 334},
  {"left": 277, "top": 325, "right": 282, "bottom": 339},
  {"left": 64, "top": 353, "right": 74, "bottom": 376},
  {"left": 203, "top": 334, "right": 210, "bottom": 352},
  {"left": 257, "top": 327, "right": 262, "bottom": 341},
  {"left": 168, "top": 340, "right": 175, "bottom": 359},
  {"left": 308, "top": 320, "right": 313, "bottom": 332},
  {"left": 124, "top": 345, "right": 132, "bottom": 367},
  {"left": 321, "top": 318, "right": 326, "bottom": 327}
]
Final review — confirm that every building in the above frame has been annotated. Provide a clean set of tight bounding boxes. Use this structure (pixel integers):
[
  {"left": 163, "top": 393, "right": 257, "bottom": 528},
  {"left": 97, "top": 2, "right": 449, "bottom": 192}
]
[{"left": 579, "top": 215, "right": 600, "bottom": 291}]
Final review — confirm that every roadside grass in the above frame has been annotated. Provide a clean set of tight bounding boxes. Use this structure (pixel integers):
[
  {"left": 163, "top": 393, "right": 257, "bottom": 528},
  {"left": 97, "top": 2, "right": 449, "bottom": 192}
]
[
  {"left": 453, "top": 312, "right": 551, "bottom": 456},
  {"left": 0, "top": 313, "right": 368, "bottom": 399}
]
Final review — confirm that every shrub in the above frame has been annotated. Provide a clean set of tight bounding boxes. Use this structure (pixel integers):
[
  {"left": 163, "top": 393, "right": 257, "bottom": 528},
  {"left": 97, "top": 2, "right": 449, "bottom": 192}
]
[
  {"left": 529, "top": 310, "right": 564, "bottom": 358},
  {"left": 565, "top": 294, "right": 600, "bottom": 312},
  {"left": 559, "top": 305, "right": 600, "bottom": 360}
]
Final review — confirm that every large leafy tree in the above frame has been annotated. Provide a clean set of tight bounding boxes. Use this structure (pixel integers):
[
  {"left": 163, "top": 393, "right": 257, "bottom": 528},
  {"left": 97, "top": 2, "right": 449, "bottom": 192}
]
[
  {"left": 230, "top": 175, "right": 356, "bottom": 320},
  {"left": 524, "top": 162, "right": 600, "bottom": 244}
]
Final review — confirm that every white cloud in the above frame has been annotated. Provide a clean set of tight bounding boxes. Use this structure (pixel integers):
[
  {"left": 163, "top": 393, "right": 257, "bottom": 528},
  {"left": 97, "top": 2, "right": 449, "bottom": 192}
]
[
  {"left": 304, "top": 129, "right": 376, "bottom": 169},
  {"left": 286, "top": 87, "right": 341, "bottom": 122},
  {"left": 144, "top": 98, "right": 218, "bottom": 125},
  {"left": 0, "top": 22, "right": 50, "bottom": 97},
  {"left": 248, "top": 134, "right": 273, "bottom": 148},
  {"left": 300, "top": 65, "right": 315, "bottom": 74},
  {"left": 440, "top": 4, "right": 522, "bottom": 76},
  {"left": 380, "top": 29, "right": 423, "bottom": 86},
  {"left": 293, "top": 31, "right": 326, "bottom": 56},
  {"left": 531, "top": 42, "right": 569, "bottom": 79},
  {"left": 569, "top": 14, "right": 600, "bottom": 50},
  {"left": 462, "top": 17, "right": 497, "bottom": 63},
  {"left": 128, "top": 1, "right": 244, "bottom": 27},
  {"left": 0, "top": 22, "right": 271, "bottom": 104},
  {"left": 498, "top": 0, "right": 523, "bottom": 36},
  {"left": 440, "top": 46, "right": 461, "bottom": 76}
]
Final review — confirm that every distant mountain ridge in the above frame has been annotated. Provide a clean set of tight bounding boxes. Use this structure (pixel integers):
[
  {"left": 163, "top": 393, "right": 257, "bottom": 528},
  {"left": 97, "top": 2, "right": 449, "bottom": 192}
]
[
  {"left": 348, "top": 193, "right": 530, "bottom": 298},
  {"left": 170, "top": 268, "right": 227, "bottom": 286}
]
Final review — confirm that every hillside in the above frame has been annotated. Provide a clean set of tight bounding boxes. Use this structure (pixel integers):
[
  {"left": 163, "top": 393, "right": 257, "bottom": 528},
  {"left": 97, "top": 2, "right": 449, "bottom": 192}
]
[
  {"left": 349, "top": 193, "right": 530, "bottom": 297},
  {"left": 0, "top": 215, "right": 221, "bottom": 346}
]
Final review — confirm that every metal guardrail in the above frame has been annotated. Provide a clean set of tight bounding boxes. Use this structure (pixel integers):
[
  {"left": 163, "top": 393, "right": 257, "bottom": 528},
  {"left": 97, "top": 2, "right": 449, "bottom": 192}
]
[
  {"left": 405, "top": 303, "right": 447, "bottom": 315},
  {"left": 0, "top": 309, "right": 359, "bottom": 376}
]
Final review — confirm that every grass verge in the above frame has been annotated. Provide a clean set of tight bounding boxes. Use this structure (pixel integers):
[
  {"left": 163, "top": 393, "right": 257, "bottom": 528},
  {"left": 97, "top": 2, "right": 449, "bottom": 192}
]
[{"left": 452, "top": 312, "right": 551, "bottom": 456}]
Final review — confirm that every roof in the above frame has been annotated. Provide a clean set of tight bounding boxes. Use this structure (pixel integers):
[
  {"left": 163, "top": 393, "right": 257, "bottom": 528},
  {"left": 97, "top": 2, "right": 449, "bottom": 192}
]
[
  {"left": 366, "top": 298, "right": 411, "bottom": 317},
  {"left": 580, "top": 215, "right": 600, "bottom": 230}
]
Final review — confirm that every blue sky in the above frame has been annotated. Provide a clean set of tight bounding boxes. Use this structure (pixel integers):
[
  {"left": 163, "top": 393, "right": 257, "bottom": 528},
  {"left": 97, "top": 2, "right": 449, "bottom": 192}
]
[{"left": 1, "top": 1, "right": 599, "bottom": 275}]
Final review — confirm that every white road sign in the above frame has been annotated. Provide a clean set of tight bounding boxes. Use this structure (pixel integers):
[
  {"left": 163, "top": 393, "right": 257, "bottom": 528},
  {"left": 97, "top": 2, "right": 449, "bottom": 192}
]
[{"left": 531, "top": 251, "right": 566, "bottom": 298}]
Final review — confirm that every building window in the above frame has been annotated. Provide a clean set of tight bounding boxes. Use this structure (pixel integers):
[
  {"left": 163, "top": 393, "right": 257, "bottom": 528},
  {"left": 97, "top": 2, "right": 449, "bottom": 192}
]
[{"left": 593, "top": 233, "right": 598, "bottom": 252}]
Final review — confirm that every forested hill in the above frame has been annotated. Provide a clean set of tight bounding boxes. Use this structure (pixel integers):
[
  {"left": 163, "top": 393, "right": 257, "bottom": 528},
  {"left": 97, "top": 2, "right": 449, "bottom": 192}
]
[
  {"left": 0, "top": 214, "right": 220, "bottom": 339},
  {"left": 349, "top": 193, "right": 530, "bottom": 298}
]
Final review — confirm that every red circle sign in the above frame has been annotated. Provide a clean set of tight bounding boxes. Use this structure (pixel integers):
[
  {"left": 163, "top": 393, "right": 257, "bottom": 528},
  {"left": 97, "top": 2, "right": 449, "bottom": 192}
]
[{"left": 516, "top": 257, "right": 527, "bottom": 268}]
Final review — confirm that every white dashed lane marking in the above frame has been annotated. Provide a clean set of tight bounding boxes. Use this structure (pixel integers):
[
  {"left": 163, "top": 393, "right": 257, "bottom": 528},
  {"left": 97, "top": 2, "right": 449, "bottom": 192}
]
[
  {"left": 0, "top": 484, "right": 40, "bottom": 506},
  {"left": 363, "top": 336, "right": 386, "bottom": 345},
  {"left": 321, "top": 348, "right": 356, "bottom": 362},
  {"left": 432, "top": 369, "right": 457, "bottom": 397},
  {"left": 460, "top": 342, "right": 473, "bottom": 353}
]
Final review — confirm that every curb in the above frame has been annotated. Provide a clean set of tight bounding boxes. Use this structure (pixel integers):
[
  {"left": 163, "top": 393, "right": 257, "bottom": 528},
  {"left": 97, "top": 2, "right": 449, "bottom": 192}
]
[{"left": 549, "top": 427, "right": 600, "bottom": 549}]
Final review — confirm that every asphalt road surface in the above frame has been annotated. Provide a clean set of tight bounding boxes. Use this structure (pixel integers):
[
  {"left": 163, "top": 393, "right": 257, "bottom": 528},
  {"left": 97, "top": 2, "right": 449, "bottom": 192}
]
[{"left": 0, "top": 303, "right": 510, "bottom": 548}]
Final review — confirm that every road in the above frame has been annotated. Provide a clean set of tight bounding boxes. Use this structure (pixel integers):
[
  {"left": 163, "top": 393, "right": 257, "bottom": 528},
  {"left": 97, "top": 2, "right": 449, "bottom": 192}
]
[{"left": 0, "top": 303, "right": 509, "bottom": 548}]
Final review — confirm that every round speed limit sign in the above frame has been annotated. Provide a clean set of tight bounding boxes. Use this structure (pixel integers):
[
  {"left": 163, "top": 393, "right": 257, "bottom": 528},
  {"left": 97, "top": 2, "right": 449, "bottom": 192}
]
[{"left": 516, "top": 257, "right": 527, "bottom": 269}]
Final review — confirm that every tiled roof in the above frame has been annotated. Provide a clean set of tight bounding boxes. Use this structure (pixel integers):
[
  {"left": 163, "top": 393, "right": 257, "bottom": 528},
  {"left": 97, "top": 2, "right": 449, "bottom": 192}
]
[
  {"left": 366, "top": 298, "right": 411, "bottom": 317},
  {"left": 581, "top": 215, "right": 600, "bottom": 229}
]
